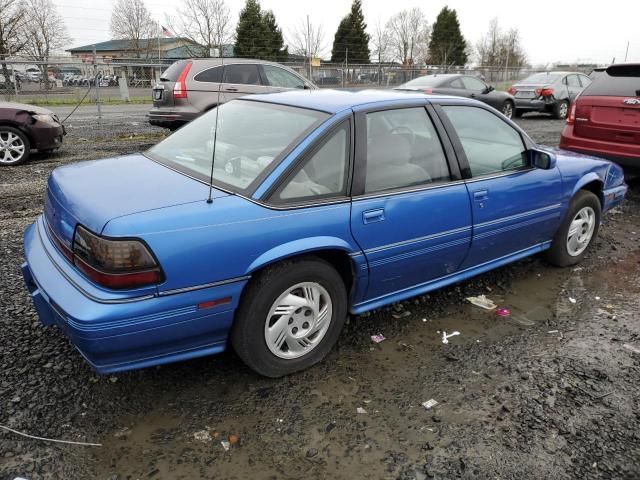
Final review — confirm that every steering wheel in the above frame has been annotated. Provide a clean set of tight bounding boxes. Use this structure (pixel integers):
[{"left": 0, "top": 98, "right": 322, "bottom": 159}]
[{"left": 390, "top": 125, "right": 415, "bottom": 146}]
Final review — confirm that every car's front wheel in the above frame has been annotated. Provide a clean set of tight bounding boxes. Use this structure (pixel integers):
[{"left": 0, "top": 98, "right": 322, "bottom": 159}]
[
  {"left": 0, "top": 126, "right": 30, "bottom": 166},
  {"left": 231, "top": 257, "right": 348, "bottom": 377},
  {"left": 545, "top": 190, "right": 601, "bottom": 267}
]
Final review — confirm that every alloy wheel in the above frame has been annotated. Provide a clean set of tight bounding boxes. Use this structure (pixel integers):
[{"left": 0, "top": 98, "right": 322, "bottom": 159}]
[
  {"left": 566, "top": 206, "right": 596, "bottom": 256},
  {"left": 0, "top": 130, "right": 26, "bottom": 165},
  {"left": 502, "top": 102, "right": 513, "bottom": 119},
  {"left": 264, "top": 282, "right": 333, "bottom": 359}
]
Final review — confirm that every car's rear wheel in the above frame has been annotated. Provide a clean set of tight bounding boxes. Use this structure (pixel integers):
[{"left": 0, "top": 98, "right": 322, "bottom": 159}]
[
  {"left": 0, "top": 126, "right": 30, "bottom": 166},
  {"left": 501, "top": 101, "right": 514, "bottom": 119},
  {"left": 545, "top": 190, "right": 601, "bottom": 267},
  {"left": 554, "top": 100, "right": 569, "bottom": 119},
  {"left": 231, "top": 257, "right": 348, "bottom": 377}
]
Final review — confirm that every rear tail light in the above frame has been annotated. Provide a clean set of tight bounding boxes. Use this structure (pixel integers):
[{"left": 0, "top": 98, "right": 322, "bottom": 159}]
[
  {"left": 423, "top": 88, "right": 433, "bottom": 94},
  {"left": 567, "top": 102, "right": 576, "bottom": 125},
  {"left": 173, "top": 61, "right": 193, "bottom": 99},
  {"left": 507, "top": 87, "right": 517, "bottom": 95},
  {"left": 72, "top": 225, "right": 164, "bottom": 290},
  {"left": 536, "top": 88, "right": 554, "bottom": 97}
]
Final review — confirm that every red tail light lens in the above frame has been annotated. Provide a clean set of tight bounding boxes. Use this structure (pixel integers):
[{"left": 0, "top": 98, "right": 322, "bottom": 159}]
[
  {"left": 423, "top": 88, "right": 433, "bottom": 94},
  {"left": 507, "top": 87, "right": 517, "bottom": 95},
  {"left": 567, "top": 102, "right": 576, "bottom": 125},
  {"left": 72, "top": 225, "right": 163, "bottom": 289},
  {"left": 173, "top": 61, "right": 193, "bottom": 99},
  {"left": 536, "top": 88, "right": 554, "bottom": 97}
]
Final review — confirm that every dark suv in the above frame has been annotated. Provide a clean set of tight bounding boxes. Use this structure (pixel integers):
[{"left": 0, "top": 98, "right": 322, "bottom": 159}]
[
  {"left": 149, "top": 59, "right": 316, "bottom": 129},
  {"left": 560, "top": 64, "right": 640, "bottom": 170}
]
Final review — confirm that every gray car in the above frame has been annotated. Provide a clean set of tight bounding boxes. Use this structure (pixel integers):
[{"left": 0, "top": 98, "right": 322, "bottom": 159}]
[
  {"left": 149, "top": 58, "right": 316, "bottom": 129},
  {"left": 509, "top": 71, "right": 592, "bottom": 119}
]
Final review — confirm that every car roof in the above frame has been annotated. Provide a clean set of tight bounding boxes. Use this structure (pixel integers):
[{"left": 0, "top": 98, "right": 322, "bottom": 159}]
[
  {"left": 242, "top": 89, "right": 458, "bottom": 113},
  {"left": 187, "top": 58, "right": 289, "bottom": 67}
]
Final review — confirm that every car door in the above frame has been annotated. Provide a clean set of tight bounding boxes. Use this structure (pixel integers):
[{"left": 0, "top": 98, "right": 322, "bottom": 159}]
[
  {"left": 350, "top": 105, "right": 472, "bottom": 301},
  {"left": 222, "top": 63, "right": 267, "bottom": 102},
  {"left": 566, "top": 74, "right": 582, "bottom": 102},
  {"left": 461, "top": 76, "right": 492, "bottom": 103},
  {"left": 189, "top": 64, "right": 225, "bottom": 112},
  {"left": 436, "top": 104, "right": 564, "bottom": 268},
  {"left": 261, "top": 64, "right": 307, "bottom": 92}
]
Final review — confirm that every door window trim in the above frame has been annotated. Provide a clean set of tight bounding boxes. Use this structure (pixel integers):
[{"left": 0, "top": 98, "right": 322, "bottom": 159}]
[
  {"left": 351, "top": 104, "right": 461, "bottom": 199},
  {"left": 432, "top": 103, "right": 536, "bottom": 180}
]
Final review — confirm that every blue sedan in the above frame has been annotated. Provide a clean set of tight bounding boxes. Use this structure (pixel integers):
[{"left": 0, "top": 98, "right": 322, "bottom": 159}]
[{"left": 22, "top": 90, "right": 627, "bottom": 377}]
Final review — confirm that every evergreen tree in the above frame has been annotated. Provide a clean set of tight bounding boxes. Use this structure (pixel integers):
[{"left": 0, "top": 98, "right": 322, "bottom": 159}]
[
  {"left": 331, "top": 0, "right": 370, "bottom": 63},
  {"left": 263, "top": 10, "right": 288, "bottom": 61},
  {"left": 427, "top": 6, "right": 467, "bottom": 66},
  {"left": 234, "top": 0, "right": 267, "bottom": 58}
]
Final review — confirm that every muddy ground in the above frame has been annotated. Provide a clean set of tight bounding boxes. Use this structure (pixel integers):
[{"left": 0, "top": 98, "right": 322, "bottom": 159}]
[{"left": 1, "top": 108, "right": 639, "bottom": 479}]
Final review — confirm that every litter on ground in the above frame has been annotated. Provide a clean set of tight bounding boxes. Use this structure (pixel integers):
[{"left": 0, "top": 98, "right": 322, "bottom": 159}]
[
  {"left": 466, "top": 295, "right": 497, "bottom": 310},
  {"left": 495, "top": 307, "right": 511, "bottom": 317},
  {"left": 371, "top": 334, "right": 386, "bottom": 343},
  {"left": 221, "top": 440, "right": 231, "bottom": 451},
  {"left": 422, "top": 399, "right": 438, "bottom": 410},
  {"left": 193, "top": 430, "right": 212, "bottom": 442},
  {"left": 357, "top": 407, "right": 367, "bottom": 414},
  {"left": 623, "top": 344, "right": 640, "bottom": 355},
  {"left": 569, "top": 297, "right": 577, "bottom": 304},
  {"left": 442, "top": 331, "right": 461, "bottom": 344}
]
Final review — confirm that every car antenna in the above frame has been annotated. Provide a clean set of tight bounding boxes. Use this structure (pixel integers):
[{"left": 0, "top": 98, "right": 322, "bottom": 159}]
[{"left": 207, "top": 55, "right": 224, "bottom": 204}]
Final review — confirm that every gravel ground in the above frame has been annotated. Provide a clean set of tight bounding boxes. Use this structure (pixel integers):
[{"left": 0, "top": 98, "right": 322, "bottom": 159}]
[{"left": 1, "top": 107, "right": 639, "bottom": 479}]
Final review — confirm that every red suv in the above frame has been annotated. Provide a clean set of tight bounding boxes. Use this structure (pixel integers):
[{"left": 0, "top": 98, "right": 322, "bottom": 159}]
[{"left": 560, "top": 64, "right": 640, "bottom": 169}]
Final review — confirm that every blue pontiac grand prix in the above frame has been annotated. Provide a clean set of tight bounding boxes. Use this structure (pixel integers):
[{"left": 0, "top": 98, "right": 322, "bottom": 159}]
[{"left": 22, "top": 90, "right": 627, "bottom": 377}]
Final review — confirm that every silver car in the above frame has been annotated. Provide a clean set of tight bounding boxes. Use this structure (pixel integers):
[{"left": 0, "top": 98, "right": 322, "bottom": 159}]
[
  {"left": 149, "top": 58, "right": 316, "bottom": 129},
  {"left": 509, "top": 71, "right": 592, "bottom": 119}
]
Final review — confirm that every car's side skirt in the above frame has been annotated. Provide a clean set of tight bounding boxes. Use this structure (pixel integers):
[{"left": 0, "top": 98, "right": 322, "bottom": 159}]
[{"left": 350, "top": 241, "right": 552, "bottom": 315}]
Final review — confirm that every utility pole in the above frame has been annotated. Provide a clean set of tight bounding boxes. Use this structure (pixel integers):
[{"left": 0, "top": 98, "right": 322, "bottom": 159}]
[
  {"left": 625, "top": 41, "right": 630, "bottom": 62},
  {"left": 344, "top": 48, "right": 348, "bottom": 87},
  {"left": 93, "top": 45, "right": 101, "bottom": 120},
  {"left": 504, "top": 45, "right": 510, "bottom": 85},
  {"left": 307, "top": 15, "right": 311, "bottom": 81}
]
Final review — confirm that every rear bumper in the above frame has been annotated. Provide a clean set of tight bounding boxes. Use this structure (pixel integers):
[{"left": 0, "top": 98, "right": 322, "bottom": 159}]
[
  {"left": 148, "top": 107, "right": 200, "bottom": 128},
  {"left": 515, "top": 98, "right": 548, "bottom": 111},
  {"left": 560, "top": 124, "right": 640, "bottom": 169},
  {"left": 22, "top": 217, "right": 248, "bottom": 373}
]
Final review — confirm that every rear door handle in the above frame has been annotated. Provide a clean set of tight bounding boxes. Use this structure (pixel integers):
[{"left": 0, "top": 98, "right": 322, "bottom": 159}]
[
  {"left": 363, "top": 209, "right": 385, "bottom": 224},
  {"left": 225, "top": 87, "right": 238, "bottom": 92},
  {"left": 473, "top": 190, "right": 489, "bottom": 201}
]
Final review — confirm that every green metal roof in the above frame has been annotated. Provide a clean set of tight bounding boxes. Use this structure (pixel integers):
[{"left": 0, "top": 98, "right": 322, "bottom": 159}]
[{"left": 67, "top": 38, "right": 193, "bottom": 53}]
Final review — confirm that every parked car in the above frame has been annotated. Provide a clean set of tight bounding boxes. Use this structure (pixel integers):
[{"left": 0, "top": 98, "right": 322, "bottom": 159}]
[
  {"left": 560, "top": 63, "right": 640, "bottom": 170},
  {"left": 25, "top": 67, "right": 42, "bottom": 83},
  {"left": 313, "top": 69, "right": 342, "bottom": 86},
  {"left": 395, "top": 74, "right": 516, "bottom": 118},
  {"left": 0, "top": 102, "right": 65, "bottom": 165},
  {"left": 22, "top": 90, "right": 627, "bottom": 377},
  {"left": 508, "top": 71, "right": 592, "bottom": 119},
  {"left": 149, "top": 58, "right": 316, "bottom": 130}
]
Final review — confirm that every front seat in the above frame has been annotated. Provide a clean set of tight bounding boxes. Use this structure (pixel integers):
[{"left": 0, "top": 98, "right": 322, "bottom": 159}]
[{"left": 365, "top": 134, "right": 431, "bottom": 192}]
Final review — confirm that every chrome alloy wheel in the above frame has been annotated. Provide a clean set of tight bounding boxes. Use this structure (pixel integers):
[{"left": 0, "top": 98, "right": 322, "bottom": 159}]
[
  {"left": 566, "top": 206, "right": 596, "bottom": 257},
  {"left": 558, "top": 102, "right": 569, "bottom": 119},
  {"left": 0, "top": 130, "right": 26, "bottom": 164},
  {"left": 264, "top": 282, "right": 333, "bottom": 359},
  {"left": 502, "top": 102, "right": 514, "bottom": 119}
]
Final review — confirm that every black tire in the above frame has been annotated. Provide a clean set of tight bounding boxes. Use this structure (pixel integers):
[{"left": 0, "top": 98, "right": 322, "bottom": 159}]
[
  {"left": 0, "top": 126, "right": 30, "bottom": 166},
  {"left": 231, "top": 257, "right": 348, "bottom": 377},
  {"left": 553, "top": 100, "right": 569, "bottom": 119},
  {"left": 545, "top": 190, "right": 601, "bottom": 267},
  {"left": 501, "top": 100, "right": 514, "bottom": 119},
  {"left": 514, "top": 109, "right": 524, "bottom": 118}
]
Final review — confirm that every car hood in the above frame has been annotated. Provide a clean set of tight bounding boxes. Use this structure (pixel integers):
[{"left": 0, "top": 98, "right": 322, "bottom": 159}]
[
  {"left": 45, "top": 153, "right": 229, "bottom": 245},
  {"left": 0, "top": 101, "right": 55, "bottom": 115}
]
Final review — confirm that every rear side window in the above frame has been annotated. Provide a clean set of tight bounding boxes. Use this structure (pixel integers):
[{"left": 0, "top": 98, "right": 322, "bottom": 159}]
[
  {"left": 583, "top": 67, "right": 640, "bottom": 96},
  {"left": 567, "top": 75, "right": 581, "bottom": 88},
  {"left": 160, "top": 60, "right": 189, "bottom": 81},
  {"left": 263, "top": 65, "right": 305, "bottom": 89},
  {"left": 449, "top": 78, "right": 464, "bottom": 89},
  {"left": 194, "top": 66, "right": 223, "bottom": 83},
  {"left": 223, "top": 64, "right": 261, "bottom": 85},
  {"left": 443, "top": 106, "right": 526, "bottom": 177}
]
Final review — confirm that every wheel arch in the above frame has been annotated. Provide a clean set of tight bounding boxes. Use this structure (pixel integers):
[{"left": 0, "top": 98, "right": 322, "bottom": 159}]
[{"left": 572, "top": 174, "right": 604, "bottom": 207}]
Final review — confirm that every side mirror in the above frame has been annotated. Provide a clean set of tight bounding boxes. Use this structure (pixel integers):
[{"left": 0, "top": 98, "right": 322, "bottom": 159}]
[{"left": 531, "top": 149, "right": 556, "bottom": 170}]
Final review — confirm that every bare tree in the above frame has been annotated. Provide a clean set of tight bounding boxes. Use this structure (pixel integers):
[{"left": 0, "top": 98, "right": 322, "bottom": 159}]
[
  {"left": 22, "top": 0, "right": 70, "bottom": 88},
  {"left": 111, "top": 0, "right": 157, "bottom": 58},
  {"left": 384, "top": 8, "right": 430, "bottom": 65},
  {"left": 475, "top": 18, "right": 528, "bottom": 80},
  {"left": 166, "top": 0, "right": 233, "bottom": 57},
  {"left": 0, "top": 0, "right": 27, "bottom": 88},
  {"left": 288, "top": 18, "right": 325, "bottom": 59},
  {"left": 370, "top": 18, "right": 390, "bottom": 64}
]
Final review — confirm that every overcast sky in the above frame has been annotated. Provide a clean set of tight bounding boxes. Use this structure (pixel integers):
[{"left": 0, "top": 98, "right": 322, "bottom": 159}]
[{"left": 55, "top": 0, "right": 638, "bottom": 65}]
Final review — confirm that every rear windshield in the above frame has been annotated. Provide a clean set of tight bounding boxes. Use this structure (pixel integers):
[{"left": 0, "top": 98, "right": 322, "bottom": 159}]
[
  {"left": 402, "top": 76, "right": 448, "bottom": 88},
  {"left": 160, "top": 60, "right": 189, "bottom": 81},
  {"left": 147, "top": 100, "right": 328, "bottom": 193},
  {"left": 583, "top": 66, "right": 640, "bottom": 96},
  {"left": 520, "top": 73, "right": 562, "bottom": 84}
]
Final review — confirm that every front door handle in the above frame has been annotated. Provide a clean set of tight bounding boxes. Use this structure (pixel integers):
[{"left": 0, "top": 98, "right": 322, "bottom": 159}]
[
  {"left": 473, "top": 190, "right": 489, "bottom": 201},
  {"left": 363, "top": 209, "right": 385, "bottom": 224},
  {"left": 225, "top": 87, "right": 238, "bottom": 92}
]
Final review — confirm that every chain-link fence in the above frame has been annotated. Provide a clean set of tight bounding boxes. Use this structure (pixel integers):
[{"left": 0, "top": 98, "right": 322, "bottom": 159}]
[{"left": 0, "top": 56, "right": 598, "bottom": 106}]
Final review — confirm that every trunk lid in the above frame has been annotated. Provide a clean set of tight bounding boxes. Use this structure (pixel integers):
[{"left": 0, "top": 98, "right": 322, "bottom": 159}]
[
  {"left": 574, "top": 96, "right": 640, "bottom": 144},
  {"left": 44, "top": 154, "right": 228, "bottom": 247},
  {"left": 511, "top": 83, "right": 548, "bottom": 99}
]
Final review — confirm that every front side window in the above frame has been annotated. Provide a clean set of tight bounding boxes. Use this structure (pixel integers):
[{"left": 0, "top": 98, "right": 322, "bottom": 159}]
[
  {"left": 263, "top": 65, "right": 305, "bottom": 89},
  {"left": 223, "top": 64, "right": 261, "bottom": 85},
  {"left": 364, "top": 107, "right": 450, "bottom": 193},
  {"left": 461, "top": 76, "right": 487, "bottom": 91},
  {"left": 274, "top": 123, "right": 349, "bottom": 202},
  {"left": 449, "top": 78, "right": 464, "bottom": 89},
  {"left": 442, "top": 106, "right": 527, "bottom": 177},
  {"left": 147, "top": 101, "right": 328, "bottom": 192}
]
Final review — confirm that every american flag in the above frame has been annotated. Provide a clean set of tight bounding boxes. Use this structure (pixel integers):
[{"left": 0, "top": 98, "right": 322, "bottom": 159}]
[{"left": 161, "top": 26, "right": 173, "bottom": 38}]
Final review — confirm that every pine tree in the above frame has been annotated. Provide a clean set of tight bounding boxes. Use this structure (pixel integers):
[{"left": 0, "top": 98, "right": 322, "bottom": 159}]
[
  {"left": 234, "top": 0, "right": 268, "bottom": 59},
  {"left": 263, "top": 10, "right": 288, "bottom": 61},
  {"left": 427, "top": 6, "right": 467, "bottom": 66},
  {"left": 331, "top": 0, "right": 370, "bottom": 63}
]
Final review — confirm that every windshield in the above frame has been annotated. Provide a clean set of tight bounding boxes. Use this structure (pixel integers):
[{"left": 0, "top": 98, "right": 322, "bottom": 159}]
[
  {"left": 147, "top": 100, "right": 328, "bottom": 192},
  {"left": 402, "top": 76, "right": 447, "bottom": 88},
  {"left": 520, "top": 73, "right": 562, "bottom": 84}
]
